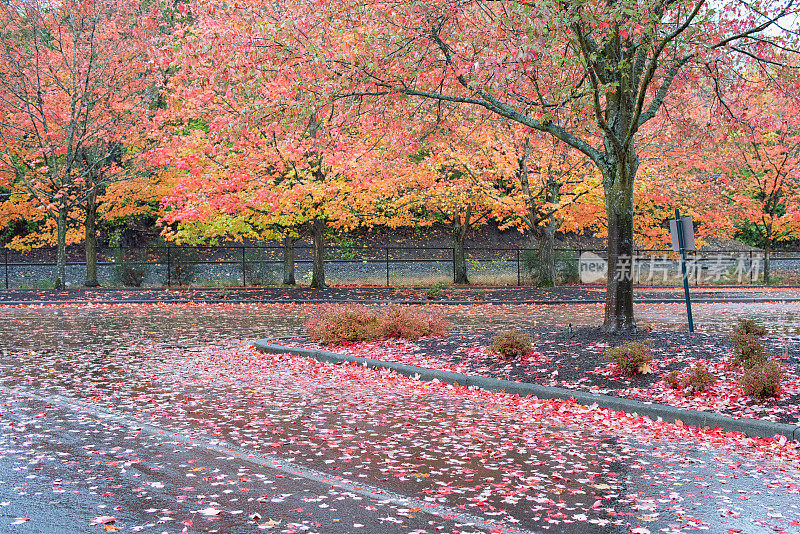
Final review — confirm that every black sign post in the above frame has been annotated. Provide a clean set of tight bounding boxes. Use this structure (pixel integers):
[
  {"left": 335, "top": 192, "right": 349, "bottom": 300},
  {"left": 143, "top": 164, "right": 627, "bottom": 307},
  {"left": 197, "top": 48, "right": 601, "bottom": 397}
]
[{"left": 671, "top": 209, "right": 694, "bottom": 333}]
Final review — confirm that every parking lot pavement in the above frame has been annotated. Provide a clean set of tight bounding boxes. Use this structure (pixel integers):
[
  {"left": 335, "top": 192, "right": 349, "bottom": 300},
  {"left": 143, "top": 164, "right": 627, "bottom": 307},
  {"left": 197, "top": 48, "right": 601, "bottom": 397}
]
[{"left": 2, "top": 304, "right": 800, "bottom": 533}]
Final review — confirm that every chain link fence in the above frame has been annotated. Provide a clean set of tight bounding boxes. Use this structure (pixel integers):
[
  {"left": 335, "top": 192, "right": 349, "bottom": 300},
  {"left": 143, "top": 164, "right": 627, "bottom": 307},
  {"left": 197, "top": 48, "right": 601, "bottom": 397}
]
[{"left": 1, "top": 245, "right": 796, "bottom": 288}]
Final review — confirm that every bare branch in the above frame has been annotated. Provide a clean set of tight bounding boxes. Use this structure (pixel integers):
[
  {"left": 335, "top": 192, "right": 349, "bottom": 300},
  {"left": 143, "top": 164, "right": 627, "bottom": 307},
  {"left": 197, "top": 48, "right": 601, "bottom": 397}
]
[{"left": 628, "top": 0, "right": 705, "bottom": 141}]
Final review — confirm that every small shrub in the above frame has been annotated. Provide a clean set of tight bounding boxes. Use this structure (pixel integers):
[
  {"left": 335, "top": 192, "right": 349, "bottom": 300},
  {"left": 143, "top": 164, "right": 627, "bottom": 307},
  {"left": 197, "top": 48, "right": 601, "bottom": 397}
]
[
  {"left": 305, "top": 305, "right": 448, "bottom": 345},
  {"left": 740, "top": 360, "right": 784, "bottom": 399},
  {"left": 733, "top": 318, "right": 768, "bottom": 338},
  {"left": 681, "top": 365, "right": 717, "bottom": 394},
  {"left": 376, "top": 306, "right": 449, "bottom": 341},
  {"left": 488, "top": 330, "right": 533, "bottom": 359},
  {"left": 425, "top": 281, "right": 448, "bottom": 299},
  {"left": 111, "top": 248, "right": 146, "bottom": 287},
  {"left": 730, "top": 334, "right": 769, "bottom": 369},
  {"left": 305, "top": 305, "right": 379, "bottom": 344},
  {"left": 730, "top": 319, "right": 770, "bottom": 369},
  {"left": 663, "top": 370, "right": 681, "bottom": 390},
  {"left": 605, "top": 340, "right": 653, "bottom": 376},
  {"left": 556, "top": 248, "right": 580, "bottom": 284}
]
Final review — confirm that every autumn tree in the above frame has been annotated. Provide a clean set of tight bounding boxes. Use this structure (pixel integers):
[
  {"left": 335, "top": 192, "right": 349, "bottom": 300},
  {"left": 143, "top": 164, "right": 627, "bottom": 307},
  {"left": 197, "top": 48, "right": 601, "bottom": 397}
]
[
  {"left": 413, "top": 119, "right": 596, "bottom": 286},
  {"left": 671, "top": 71, "right": 800, "bottom": 283},
  {"left": 0, "top": 0, "right": 153, "bottom": 288},
  {"left": 150, "top": 0, "right": 404, "bottom": 288},
  {"left": 502, "top": 130, "right": 597, "bottom": 286},
  {"left": 304, "top": 0, "right": 798, "bottom": 330},
  {"left": 374, "top": 108, "right": 513, "bottom": 284},
  {"left": 398, "top": 151, "right": 504, "bottom": 285},
  {"left": 728, "top": 135, "right": 800, "bottom": 283}
]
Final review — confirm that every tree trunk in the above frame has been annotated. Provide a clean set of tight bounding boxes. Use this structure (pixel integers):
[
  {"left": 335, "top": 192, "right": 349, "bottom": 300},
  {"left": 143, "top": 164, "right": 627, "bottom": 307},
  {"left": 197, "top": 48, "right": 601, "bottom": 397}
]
[
  {"left": 537, "top": 169, "right": 561, "bottom": 287},
  {"left": 517, "top": 136, "right": 558, "bottom": 287},
  {"left": 310, "top": 219, "right": 326, "bottom": 288},
  {"left": 283, "top": 235, "right": 297, "bottom": 285},
  {"left": 453, "top": 235, "right": 469, "bottom": 284},
  {"left": 603, "top": 163, "right": 637, "bottom": 332},
  {"left": 536, "top": 221, "right": 556, "bottom": 287},
  {"left": 55, "top": 209, "right": 68, "bottom": 290},
  {"left": 452, "top": 208, "right": 470, "bottom": 285},
  {"left": 84, "top": 189, "right": 99, "bottom": 287},
  {"left": 763, "top": 245, "right": 771, "bottom": 285}
]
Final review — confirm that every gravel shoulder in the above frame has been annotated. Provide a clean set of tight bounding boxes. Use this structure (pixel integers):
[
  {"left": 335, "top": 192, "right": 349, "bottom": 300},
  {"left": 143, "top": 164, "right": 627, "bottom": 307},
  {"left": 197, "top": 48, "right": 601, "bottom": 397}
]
[{"left": 3, "top": 284, "right": 800, "bottom": 303}]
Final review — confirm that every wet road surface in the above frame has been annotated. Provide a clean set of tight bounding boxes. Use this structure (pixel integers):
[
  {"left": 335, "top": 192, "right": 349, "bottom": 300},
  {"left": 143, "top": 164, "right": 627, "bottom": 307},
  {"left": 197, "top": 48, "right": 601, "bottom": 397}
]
[{"left": 1, "top": 304, "right": 800, "bottom": 533}]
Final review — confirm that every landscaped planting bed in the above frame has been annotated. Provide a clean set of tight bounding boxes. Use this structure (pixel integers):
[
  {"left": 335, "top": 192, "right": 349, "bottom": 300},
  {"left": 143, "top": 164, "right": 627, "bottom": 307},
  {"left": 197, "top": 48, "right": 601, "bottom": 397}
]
[{"left": 278, "top": 308, "right": 800, "bottom": 425}]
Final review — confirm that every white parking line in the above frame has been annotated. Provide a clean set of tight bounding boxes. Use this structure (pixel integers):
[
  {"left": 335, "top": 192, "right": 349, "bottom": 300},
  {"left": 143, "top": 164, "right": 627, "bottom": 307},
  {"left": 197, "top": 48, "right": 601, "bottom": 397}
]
[{"left": 1, "top": 386, "right": 542, "bottom": 534}]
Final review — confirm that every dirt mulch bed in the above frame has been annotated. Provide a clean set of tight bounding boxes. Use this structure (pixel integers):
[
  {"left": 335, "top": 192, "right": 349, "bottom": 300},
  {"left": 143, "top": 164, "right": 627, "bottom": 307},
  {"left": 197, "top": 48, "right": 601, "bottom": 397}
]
[{"left": 282, "top": 327, "right": 800, "bottom": 426}]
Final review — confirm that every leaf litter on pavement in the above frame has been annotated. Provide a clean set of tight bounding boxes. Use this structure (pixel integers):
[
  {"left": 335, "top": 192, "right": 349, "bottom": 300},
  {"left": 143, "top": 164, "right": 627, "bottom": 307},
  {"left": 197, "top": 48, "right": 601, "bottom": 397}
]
[{"left": 1, "top": 302, "right": 800, "bottom": 533}]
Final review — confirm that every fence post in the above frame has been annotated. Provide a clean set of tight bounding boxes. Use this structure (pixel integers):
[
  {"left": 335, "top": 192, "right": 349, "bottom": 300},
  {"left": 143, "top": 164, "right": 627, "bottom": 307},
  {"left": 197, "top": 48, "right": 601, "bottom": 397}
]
[
  {"left": 167, "top": 246, "right": 171, "bottom": 287},
  {"left": 452, "top": 247, "right": 456, "bottom": 284},
  {"left": 4, "top": 248, "right": 8, "bottom": 289},
  {"left": 750, "top": 250, "right": 753, "bottom": 284},
  {"left": 241, "top": 246, "right": 247, "bottom": 287},
  {"left": 516, "top": 248, "right": 521, "bottom": 286},
  {"left": 385, "top": 247, "right": 390, "bottom": 287}
]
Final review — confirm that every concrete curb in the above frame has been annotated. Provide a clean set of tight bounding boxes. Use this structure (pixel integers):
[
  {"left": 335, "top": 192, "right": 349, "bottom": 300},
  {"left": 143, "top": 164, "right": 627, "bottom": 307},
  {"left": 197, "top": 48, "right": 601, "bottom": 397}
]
[{"left": 254, "top": 340, "right": 800, "bottom": 441}]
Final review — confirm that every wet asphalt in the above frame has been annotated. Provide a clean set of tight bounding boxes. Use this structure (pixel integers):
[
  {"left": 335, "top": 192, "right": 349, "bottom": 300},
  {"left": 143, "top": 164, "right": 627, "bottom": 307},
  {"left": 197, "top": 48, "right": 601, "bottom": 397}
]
[{"left": 1, "top": 304, "right": 800, "bottom": 533}]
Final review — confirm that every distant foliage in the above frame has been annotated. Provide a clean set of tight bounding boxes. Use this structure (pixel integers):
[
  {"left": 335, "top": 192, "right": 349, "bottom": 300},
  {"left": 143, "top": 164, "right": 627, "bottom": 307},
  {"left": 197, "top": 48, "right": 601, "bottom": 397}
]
[
  {"left": 243, "top": 261, "right": 281, "bottom": 286},
  {"left": 306, "top": 305, "right": 448, "bottom": 345},
  {"left": 488, "top": 330, "right": 533, "bottom": 360},
  {"left": 556, "top": 249, "right": 580, "bottom": 284},
  {"left": 111, "top": 248, "right": 146, "bottom": 287},
  {"left": 605, "top": 340, "right": 653, "bottom": 376},
  {"left": 740, "top": 360, "right": 784, "bottom": 399},
  {"left": 114, "top": 263, "right": 146, "bottom": 287},
  {"left": 167, "top": 247, "right": 200, "bottom": 286}
]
